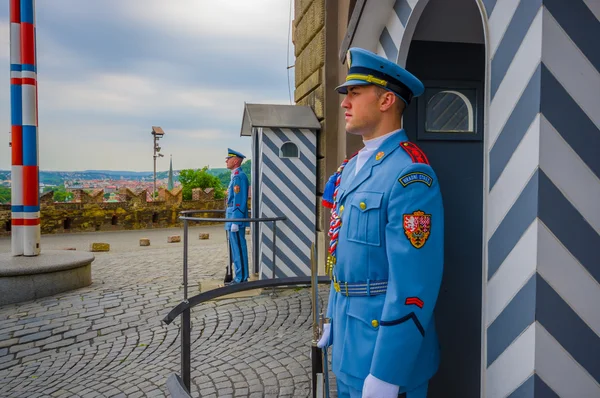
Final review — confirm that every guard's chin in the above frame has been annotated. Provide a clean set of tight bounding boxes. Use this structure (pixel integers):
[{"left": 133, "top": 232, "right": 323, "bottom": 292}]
[{"left": 346, "top": 126, "right": 363, "bottom": 136}]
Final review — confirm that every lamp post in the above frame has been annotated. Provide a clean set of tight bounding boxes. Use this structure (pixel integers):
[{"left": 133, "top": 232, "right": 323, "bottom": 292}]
[{"left": 151, "top": 126, "right": 165, "bottom": 200}]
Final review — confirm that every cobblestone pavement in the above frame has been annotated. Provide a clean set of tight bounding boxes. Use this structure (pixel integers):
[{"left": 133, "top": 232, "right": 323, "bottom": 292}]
[{"left": 0, "top": 227, "right": 333, "bottom": 397}]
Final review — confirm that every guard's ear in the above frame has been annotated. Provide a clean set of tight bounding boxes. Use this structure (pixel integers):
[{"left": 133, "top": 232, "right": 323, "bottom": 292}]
[{"left": 379, "top": 90, "right": 398, "bottom": 113}]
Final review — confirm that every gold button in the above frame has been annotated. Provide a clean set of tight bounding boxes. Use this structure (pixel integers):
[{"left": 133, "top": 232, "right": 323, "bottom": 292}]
[
  {"left": 360, "top": 202, "right": 366, "bottom": 210},
  {"left": 340, "top": 205, "right": 344, "bottom": 214},
  {"left": 371, "top": 320, "right": 379, "bottom": 328}
]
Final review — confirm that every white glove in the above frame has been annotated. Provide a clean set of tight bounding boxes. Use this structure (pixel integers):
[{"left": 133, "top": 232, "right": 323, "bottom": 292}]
[
  {"left": 362, "top": 374, "right": 400, "bottom": 398},
  {"left": 230, "top": 224, "right": 239, "bottom": 232},
  {"left": 317, "top": 323, "right": 331, "bottom": 348}
]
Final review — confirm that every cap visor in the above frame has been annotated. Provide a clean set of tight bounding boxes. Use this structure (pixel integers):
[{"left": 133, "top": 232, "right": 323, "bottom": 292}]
[{"left": 335, "top": 80, "right": 371, "bottom": 94}]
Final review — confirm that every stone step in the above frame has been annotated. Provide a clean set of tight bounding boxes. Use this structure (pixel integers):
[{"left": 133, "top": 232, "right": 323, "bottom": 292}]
[
  {"left": 167, "top": 235, "right": 181, "bottom": 243},
  {"left": 89, "top": 243, "right": 109, "bottom": 252}
]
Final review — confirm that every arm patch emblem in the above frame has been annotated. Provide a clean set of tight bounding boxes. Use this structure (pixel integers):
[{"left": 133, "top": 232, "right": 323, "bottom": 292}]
[
  {"left": 233, "top": 185, "right": 240, "bottom": 194},
  {"left": 403, "top": 210, "right": 431, "bottom": 249},
  {"left": 399, "top": 172, "right": 432, "bottom": 187}
]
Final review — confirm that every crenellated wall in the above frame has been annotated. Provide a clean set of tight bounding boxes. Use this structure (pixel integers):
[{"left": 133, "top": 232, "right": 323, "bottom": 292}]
[{"left": 0, "top": 188, "right": 226, "bottom": 236}]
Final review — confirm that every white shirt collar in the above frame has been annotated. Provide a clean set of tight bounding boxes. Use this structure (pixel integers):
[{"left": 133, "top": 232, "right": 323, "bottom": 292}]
[
  {"left": 362, "top": 130, "right": 399, "bottom": 151},
  {"left": 354, "top": 130, "right": 401, "bottom": 175}
]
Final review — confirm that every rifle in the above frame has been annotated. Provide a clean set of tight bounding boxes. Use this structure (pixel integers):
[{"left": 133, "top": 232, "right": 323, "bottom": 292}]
[
  {"left": 224, "top": 230, "right": 233, "bottom": 283},
  {"left": 311, "top": 243, "right": 330, "bottom": 398},
  {"left": 320, "top": 312, "right": 331, "bottom": 398}
]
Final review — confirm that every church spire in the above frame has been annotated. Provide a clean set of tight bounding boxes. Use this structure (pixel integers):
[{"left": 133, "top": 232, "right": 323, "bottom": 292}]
[{"left": 167, "top": 155, "right": 174, "bottom": 190}]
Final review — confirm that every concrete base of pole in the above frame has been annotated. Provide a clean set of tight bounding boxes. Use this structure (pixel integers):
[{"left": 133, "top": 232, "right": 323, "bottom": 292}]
[{"left": 0, "top": 250, "right": 94, "bottom": 306}]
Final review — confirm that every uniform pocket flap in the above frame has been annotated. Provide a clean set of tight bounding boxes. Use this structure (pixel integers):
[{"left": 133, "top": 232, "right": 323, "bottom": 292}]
[
  {"left": 350, "top": 191, "right": 384, "bottom": 212},
  {"left": 346, "top": 296, "right": 384, "bottom": 327}
]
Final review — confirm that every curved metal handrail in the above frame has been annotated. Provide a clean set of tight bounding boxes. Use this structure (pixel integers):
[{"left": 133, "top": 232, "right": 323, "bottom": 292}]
[
  {"left": 163, "top": 275, "right": 331, "bottom": 325},
  {"left": 179, "top": 216, "right": 285, "bottom": 223},
  {"left": 179, "top": 209, "right": 252, "bottom": 216},
  {"left": 164, "top": 276, "right": 331, "bottom": 397},
  {"left": 168, "top": 209, "right": 301, "bottom": 394},
  {"left": 179, "top": 209, "right": 227, "bottom": 214}
]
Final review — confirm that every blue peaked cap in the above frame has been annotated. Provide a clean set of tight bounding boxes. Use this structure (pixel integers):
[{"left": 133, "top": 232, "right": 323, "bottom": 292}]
[
  {"left": 227, "top": 148, "right": 246, "bottom": 159},
  {"left": 336, "top": 47, "right": 424, "bottom": 105}
]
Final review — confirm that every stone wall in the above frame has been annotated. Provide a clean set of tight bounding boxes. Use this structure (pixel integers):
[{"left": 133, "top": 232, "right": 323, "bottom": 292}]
[
  {"left": 294, "top": 0, "right": 325, "bottom": 118},
  {"left": 295, "top": 0, "right": 354, "bottom": 273},
  {"left": 0, "top": 188, "right": 226, "bottom": 237},
  {"left": 192, "top": 187, "right": 215, "bottom": 201},
  {"left": 294, "top": 0, "right": 327, "bottom": 234}
]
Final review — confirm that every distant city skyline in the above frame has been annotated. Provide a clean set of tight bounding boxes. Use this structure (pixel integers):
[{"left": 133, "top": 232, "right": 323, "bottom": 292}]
[
  {"left": 0, "top": 165, "right": 229, "bottom": 173},
  {"left": 0, "top": 1, "right": 294, "bottom": 171}
]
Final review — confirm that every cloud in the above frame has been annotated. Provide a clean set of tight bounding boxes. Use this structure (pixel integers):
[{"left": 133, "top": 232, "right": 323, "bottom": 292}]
[
  {"left": 37, "top": 70, "right": 288, "bottom": 129},
  {"left": 0, "top": 21, "right": 8, "bottom": 61},
  {"left": 34, "top": 0, "right": 293, "bottom": 87},
  {"left": 119, "top": 0, "right": 292, "bottom": 44},
  {"left": 170, "top": 128, "right": 225, "bottom": 140},
  {"left": 0, "top": 1, "right": 295, "bottom": 172},
  {"left": 34, "top": 122, "right": 252, "bottom": 172}
]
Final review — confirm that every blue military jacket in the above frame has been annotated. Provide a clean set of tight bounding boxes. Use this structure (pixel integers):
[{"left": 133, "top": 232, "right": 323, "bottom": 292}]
[
  {"left": 325, "top": 129, "right": 444, "bottom": 391},
  {"left": 225, "top": 168, "right": 249, "bottom": 230}
]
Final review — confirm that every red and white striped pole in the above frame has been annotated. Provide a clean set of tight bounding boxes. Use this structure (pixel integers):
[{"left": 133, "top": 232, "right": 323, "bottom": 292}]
[{"left": 10, "top": 0, "right": 40, "bottom": 256}]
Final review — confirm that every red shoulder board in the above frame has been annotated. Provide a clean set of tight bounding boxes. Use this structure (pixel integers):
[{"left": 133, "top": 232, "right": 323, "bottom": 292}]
[{"left": 400, "top": 142, "right": 429, "bottom": 165}]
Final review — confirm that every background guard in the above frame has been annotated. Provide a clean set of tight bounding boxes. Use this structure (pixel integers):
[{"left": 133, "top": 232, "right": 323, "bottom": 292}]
[{"left": 224, "top": 148, "right": 250, "bottom": 285}]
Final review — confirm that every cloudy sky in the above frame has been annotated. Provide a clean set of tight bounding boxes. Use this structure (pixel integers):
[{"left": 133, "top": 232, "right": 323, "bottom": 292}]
[{"left": 0, "top": 0, "right": 294, "bottom": 172}]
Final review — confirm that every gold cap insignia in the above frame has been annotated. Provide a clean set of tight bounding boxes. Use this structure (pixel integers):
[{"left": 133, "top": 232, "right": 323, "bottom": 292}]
[{"left": 346, "top": 50, "right": 352, "bottom": 70}]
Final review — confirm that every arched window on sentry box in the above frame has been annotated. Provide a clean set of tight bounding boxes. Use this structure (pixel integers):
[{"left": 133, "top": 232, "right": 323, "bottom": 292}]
[{"left": 279, "top": 142, "right": 299, "bottom": 158}]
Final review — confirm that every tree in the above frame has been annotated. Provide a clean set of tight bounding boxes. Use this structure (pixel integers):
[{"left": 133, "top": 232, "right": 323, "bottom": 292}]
[
  {"left": 0, "top": 187, "right": 11, "bottom": 204},
  {"left": 52, "top": 186, "right": 73, "bottom": 202},
  {"left": 178, "top": 167, "right": 225, "bottom": 200},
  {"left": 241, "top": 159, "right": 252, "bottom": 184},
  {"left": 216, "top": 170, "right": 231, "bottom": 188},
  {"left": 215, "top": 159, "right": 252, "bottom": 191}
]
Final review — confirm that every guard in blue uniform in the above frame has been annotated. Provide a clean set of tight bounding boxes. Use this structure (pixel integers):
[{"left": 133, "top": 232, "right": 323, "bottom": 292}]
[
  {"left": 225, "top": 148, "right": 250, "bottom": 284},
  {"left": 317, "top": 48, "right": 444, "bottom": 398}
]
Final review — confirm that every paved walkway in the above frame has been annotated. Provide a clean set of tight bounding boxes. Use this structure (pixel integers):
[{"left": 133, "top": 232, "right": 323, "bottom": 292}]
[{"left": 0, "top": 227, "right": 332, "bottom": 397}]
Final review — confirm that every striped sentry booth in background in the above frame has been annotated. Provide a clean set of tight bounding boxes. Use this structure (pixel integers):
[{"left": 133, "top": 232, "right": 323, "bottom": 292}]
[
  {"left": 10, "top": 0, "right": 41, "bottom": 256},
  {"left": 365, "top": 0, "right": 600, "bottom": 395},
  {"left": 257, "top": 127, "right": 316, "bottom": 279},
  {"left": 240, "top": 104, "right": 320, "bottom": 280}
]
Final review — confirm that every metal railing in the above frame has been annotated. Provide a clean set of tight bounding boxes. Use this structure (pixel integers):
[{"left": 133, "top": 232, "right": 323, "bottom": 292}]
[
  {"left": 163, "top": 276, "right": 330, "bottom": 397},
  {"left": 163, "top": 210, "right": 330, "bottom": 396},
  {"left": 178, "top": 209, "right": 283, "bottom": 276}
]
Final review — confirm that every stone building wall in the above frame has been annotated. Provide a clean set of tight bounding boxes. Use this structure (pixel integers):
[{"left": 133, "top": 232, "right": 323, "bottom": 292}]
[
  {"left": 0, "top": 188, "right": 226, "bottom": 237},
  {"left": 294, "top": 0, "right": 354, "bottom": 231},
  {"left": 294, "top": 0, "right": 327, "bottom": 233},
  {"left": 294, "top": 0, "right": 355, "bottom": 271},
  {"left": 294, "top": 0, "right": 355, "bottom": 272},
  {"left": 294, "top": 0, "right": 325, "bottom": 119}
]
